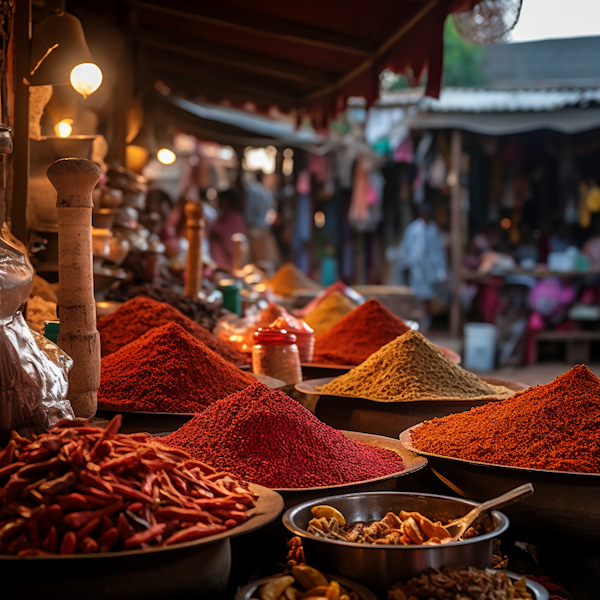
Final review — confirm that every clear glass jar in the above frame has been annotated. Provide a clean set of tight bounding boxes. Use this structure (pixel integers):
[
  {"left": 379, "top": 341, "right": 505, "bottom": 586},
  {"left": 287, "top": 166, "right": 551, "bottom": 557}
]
[
  {"left": 269, "top": 315, "right": 314, "bottom": 363},
  {"left": 252, "top": 328, "right": 302, "bottom": 385}
]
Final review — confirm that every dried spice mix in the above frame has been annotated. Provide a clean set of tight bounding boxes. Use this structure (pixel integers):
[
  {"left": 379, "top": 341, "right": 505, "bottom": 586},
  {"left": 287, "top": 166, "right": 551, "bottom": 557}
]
[
  {"left": 159, "top": 383, "right": 405, "bottom": 488},
  {"left": 268, "top": 262, "right": 323, "bottom": 297},
  {"left": 107, "top": 283, "right": 224, "bottom": 331},
  {"left": 97, "top": 296, "right": 246, "bottom": 364},
  {"left": 320, "top": 329, "right": 512, "bottom": 402},
  {"left": 304, "top": 291, "right": 357, "bottom": 336},
  {"left": 410, "top": 365, "right": 600, "bottom": 473},
  {"left": 312, "top": 299, "right": 410, "bottom": 366},
  {"left": 98, "top": 322, "right": 255, "bottom": 413}
]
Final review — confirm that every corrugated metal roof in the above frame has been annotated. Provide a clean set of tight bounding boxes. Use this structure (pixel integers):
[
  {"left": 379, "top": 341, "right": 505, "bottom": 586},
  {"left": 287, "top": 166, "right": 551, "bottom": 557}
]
[{"left": 378, "top": 88, "right": 600, "bottom": 113}]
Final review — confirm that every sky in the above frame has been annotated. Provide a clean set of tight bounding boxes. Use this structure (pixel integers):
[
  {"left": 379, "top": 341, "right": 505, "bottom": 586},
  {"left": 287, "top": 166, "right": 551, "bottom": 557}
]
[{"left": 510, "top": 0, "right": 600, "bottom": 43}]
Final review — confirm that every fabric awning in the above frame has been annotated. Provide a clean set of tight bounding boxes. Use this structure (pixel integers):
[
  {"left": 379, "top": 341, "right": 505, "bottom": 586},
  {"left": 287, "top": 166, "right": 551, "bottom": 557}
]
[
  {"left": 104, "top": 0, "right": 478, "bottom": 121},
  {"left": 405, "top": 108, "right": 600, "bottom": 135},
  {"left": 152, "top": 94, "right": 325, "bottom": 147}
]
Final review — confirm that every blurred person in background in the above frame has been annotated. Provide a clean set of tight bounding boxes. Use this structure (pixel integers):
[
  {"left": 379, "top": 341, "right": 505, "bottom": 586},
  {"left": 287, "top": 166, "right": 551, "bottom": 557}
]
[
  {"left": 243, "top": 170, "right": 281, "bottom": 271},
  {"left": 209, "top": 188, "right": 246, "bottom": 272},
  {"left": 397, "top": 203, "right": 448, "bottom": 327}
]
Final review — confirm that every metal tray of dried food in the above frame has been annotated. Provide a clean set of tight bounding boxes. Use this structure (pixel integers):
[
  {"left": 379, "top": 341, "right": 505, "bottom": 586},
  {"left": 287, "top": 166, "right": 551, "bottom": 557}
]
[
  {"left": 283, "top": 490, "right": 509, "bottom": 592},
  {"left": 235, "top": 572, "right": 377, "bottom": 600},
  {"left": 497, "top": 571, "right": 549, "bottom": 600},
  {"left": 271, "top": 430, "right": 427, "bottom": 507},
  {"left": 294, "top": 377, "right": 526, "bottom": 440},
  {"left": 0, "top": 483, "right": 283, "bottom": 600},
  {"left": 400, "top": 424, "right": 600, "bottom": 543}
]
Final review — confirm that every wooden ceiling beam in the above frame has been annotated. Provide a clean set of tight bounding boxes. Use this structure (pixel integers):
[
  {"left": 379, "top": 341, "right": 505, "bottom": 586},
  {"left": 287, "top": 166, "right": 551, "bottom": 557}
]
[
  {"left": 136, "top": 29, "right": 336, "bottom": 86},
  {"left": 304, "top": 0, "right": 438, "bottom": 103},
  {"left": 121, "top": 0, "right": 377, "bottom": 55},
  {"left": 149, "top": 67, "right": 301, "bottom": 109}
]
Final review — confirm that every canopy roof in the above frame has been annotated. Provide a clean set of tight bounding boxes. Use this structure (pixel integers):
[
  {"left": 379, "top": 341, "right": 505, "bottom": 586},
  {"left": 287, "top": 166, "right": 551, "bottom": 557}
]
[
  {"left": 83, "top": 0, "right": 478, "bottom": 121},
  {"left": 378, "top": 88, "right": 600, "bottom": 134},
  {"left": 152, "top": 94, "right": 325, "bottom": 147}
]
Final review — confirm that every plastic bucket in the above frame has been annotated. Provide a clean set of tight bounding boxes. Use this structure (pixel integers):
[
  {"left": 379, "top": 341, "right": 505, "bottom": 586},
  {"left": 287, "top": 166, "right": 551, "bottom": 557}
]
[{"left": 463, "top": 323, "right": 498, "bottom": 371}]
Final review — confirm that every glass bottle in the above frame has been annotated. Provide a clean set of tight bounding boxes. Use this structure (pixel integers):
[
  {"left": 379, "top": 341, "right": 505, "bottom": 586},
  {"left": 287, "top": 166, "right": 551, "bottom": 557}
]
[{"left": 252, "top": 328, "right": 302, "bottom": 385}]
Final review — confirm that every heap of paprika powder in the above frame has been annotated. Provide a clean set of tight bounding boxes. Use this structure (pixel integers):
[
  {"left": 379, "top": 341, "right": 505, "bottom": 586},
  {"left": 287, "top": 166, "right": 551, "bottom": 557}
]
[
  {"left": 159, "top": 382, "right": 405, "bottom": 488},
  {"left": 98, "top": 323, "right": 255, "bottom": 413},
  {"left": 410, "top": 365, "right": 600, "bottom": 474},
  {"left": 97, "top": 296, "right": 246, "bottom": 365},
  {"left": 312, "top": 299, "right": 410, "bottom": 366}
]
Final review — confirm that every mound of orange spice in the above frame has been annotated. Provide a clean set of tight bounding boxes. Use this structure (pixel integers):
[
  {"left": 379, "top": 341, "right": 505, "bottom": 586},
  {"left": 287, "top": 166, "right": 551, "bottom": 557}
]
[{"left": 410, "top": 365, "right": 600, "bottom": 474}]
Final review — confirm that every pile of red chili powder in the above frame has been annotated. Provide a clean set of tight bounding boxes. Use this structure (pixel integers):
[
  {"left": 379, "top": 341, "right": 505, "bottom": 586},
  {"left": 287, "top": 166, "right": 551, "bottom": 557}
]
[
  {"left": 410, "top": 365, "right": 600, "bottom": 474},
  {"left": 159, "top": 382, "right": 405, "bottom": 488},
  {"left": 312, "top": 299, "right": 410, "bottom": 366},
  {"left": 97, "top": 296, "right": 246, "bottom": 365},
  {"left": 98, "top": 322, "right": 255, "bottom": 413}
]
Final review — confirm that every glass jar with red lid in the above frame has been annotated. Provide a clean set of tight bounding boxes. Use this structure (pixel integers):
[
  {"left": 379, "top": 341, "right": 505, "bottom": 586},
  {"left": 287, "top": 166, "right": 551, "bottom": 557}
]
[
  {"left": 252, "top": 327, "right": 302, "bottom": 385},
  {"left": 269, "top": 315, "right": 314, "bottom": 363}
]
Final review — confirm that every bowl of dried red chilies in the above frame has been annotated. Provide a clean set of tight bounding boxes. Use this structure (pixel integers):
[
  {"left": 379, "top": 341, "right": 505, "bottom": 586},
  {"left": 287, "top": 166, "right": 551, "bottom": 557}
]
[{"left": 0, "top": 415, "right": 284, "bottom": 600}]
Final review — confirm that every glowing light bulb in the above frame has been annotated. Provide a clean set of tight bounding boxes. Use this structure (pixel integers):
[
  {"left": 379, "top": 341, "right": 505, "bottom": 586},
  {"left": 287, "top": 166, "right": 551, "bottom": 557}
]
[
  {"left": 70, "top": 63, "right": 103, "bottom": 98},
  {"left": 54, "top": 119, "right": 73, "bottom": 138},
  {"left": 157, "top": 148, "right": 176, "bottom": 165}
]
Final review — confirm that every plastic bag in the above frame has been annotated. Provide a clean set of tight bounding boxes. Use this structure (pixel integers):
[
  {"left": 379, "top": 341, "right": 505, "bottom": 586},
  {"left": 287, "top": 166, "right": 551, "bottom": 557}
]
[{"left": 0, "top": 236, "right": 74, "bottom": 436}]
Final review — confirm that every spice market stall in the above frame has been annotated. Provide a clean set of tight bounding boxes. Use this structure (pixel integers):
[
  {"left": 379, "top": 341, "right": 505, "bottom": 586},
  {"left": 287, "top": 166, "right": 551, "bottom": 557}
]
[{"left": 2, "top": 1, "right": 600, "bottom": 599}]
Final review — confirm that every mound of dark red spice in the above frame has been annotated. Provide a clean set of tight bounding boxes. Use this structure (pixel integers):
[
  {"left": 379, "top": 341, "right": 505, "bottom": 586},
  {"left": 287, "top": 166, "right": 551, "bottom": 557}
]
[
  {"left": 98, "top": 323, "right": 255, "bottom": 413},
  {"left": 411, "top": 365, "right": 600, "bottom": 474},
  {"left": 159, "top": 382, "right": 405, "bottom": 488},
  {"left": 312, "top": 299, "right": 410, "bottom": 366},
  {"left": 98, "top": 296, "right": 246, "bottom": 365}
]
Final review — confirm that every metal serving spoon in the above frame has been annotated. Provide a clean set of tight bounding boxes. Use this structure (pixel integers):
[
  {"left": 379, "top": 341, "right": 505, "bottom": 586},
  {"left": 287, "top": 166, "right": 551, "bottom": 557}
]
[{"left": 445, "top": 483, "right": 534, "bottom": 541}]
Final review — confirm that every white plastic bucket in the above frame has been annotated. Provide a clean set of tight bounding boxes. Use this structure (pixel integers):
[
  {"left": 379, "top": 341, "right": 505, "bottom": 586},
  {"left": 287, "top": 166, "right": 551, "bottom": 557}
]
[{"left": 463, "top": 323, "right": 498, "bottom": 371}]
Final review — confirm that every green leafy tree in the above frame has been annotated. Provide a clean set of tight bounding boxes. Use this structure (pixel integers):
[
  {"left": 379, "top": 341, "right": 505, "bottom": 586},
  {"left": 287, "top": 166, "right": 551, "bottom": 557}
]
[{"left": 384, "top": 18, "right": 487, "bottom": 89}]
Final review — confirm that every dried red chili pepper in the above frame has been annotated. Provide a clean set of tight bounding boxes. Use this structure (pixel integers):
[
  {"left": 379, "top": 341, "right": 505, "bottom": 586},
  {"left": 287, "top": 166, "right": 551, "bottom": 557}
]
[
  {"left": 163, "top": 524, "right": 226, "bottom": 546},
  {"left": 60, "top": 531, "right": 77, "bottom": 554},
  {"left": 0, "top": 416, "right": 255, "bottom": 555},
  {"left": 124, "top": 523, "right": 166, "bottom": 549}
]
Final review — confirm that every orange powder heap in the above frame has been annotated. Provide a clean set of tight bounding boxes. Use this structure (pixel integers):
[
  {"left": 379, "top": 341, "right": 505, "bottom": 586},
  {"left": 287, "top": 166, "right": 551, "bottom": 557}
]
[{"left": 312, "top": 299, "right": 411, "bottom": 366}]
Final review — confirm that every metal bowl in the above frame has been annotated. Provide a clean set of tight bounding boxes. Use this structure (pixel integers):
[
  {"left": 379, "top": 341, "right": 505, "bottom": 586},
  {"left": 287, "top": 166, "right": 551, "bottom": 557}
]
[
  {"left": 401, "top": 424, "right": 600, "bottom": 543},
  {"left": 296, "top": 377, "right": 526, "bottom": 440},
  {"left": 235, "top": 573, "right": 376, "bottom": 600},
  {"left": 283, "top": 491, "right": 509, "bottom": 592},
  {"left": 497, "top": 571, "right": 549, "bottom": 600},
  {"left": 1, "top": 483, "right": 283, "bottom": 599}
]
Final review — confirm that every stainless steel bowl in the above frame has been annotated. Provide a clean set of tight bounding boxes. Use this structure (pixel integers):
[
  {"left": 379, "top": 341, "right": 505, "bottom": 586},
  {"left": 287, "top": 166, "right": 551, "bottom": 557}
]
[
  {"left": 283, "top": 491, "right": 509, "bottom": 592},
  {"left": 235, "top": 573, "right": 376, "bottom": 600}
]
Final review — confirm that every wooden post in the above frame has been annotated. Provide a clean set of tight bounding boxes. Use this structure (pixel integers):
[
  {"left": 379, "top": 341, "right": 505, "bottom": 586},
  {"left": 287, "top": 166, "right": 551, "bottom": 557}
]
[
  {"left": 231, "top": 232, "right": 248, "bottom": 273},
  {"left": 47, "top": 158, "right": 101, "bottom": 418},
  {"left": 8, "top": 0, "right": 31, "bottom": 242},
  {"left": 449, "top": 129, "right": 463, "bottom": 338},
  {"left": 185, "top": 200, "right": 204, "bottom": 298}
]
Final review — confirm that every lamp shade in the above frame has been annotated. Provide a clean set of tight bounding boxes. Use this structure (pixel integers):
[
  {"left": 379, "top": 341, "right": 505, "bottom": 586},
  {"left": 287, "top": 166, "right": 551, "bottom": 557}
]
[{"left": 28, "top": 10, "right": 95, "bottom": 86}]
